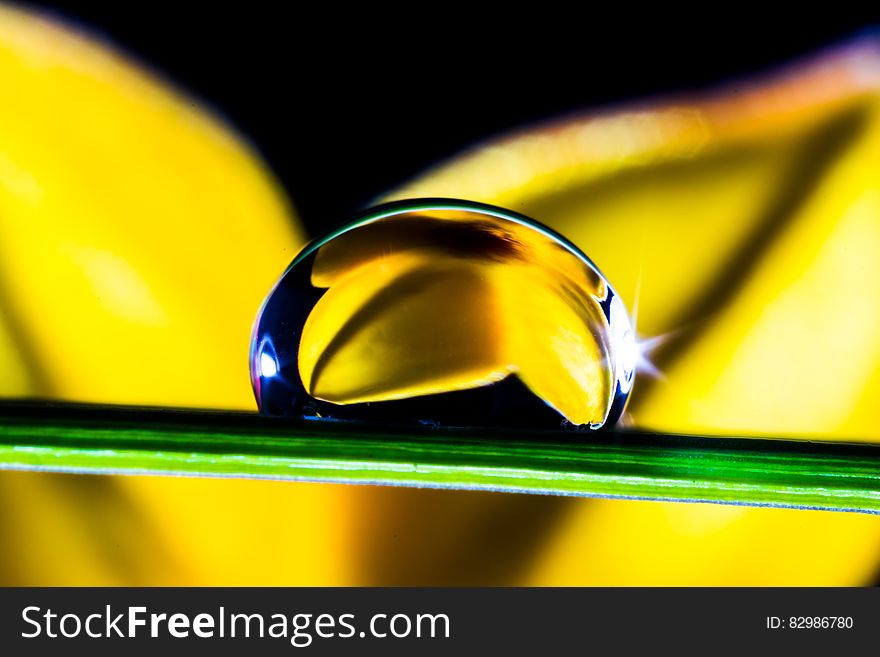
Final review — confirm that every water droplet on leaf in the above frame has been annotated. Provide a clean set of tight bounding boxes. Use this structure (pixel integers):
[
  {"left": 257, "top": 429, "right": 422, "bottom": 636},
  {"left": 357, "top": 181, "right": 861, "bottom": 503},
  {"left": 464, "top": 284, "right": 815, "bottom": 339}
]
[{"left": 251, "top": 199, "right": 634, "bottom": 430}]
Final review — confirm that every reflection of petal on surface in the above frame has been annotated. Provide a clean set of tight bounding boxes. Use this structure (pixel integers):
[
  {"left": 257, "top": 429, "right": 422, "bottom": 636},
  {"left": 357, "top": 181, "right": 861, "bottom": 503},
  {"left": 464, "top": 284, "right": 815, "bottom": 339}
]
[
  {"left": 497, "top": 265, "right": 611, "bottom": 426},
  {"left": 302, "top": 256, "right": 509, "bottom": 403},
  {"left": 304, "top": 254, "right": 612, "bottom": 425},
  {"left": 312, "top": 210, "right": 608, "bottom": 294},
  {"left": 312, "top": 214, "right": 529, "bottom": 286},
  {"left": 304, "top": 210, "right": 614, "bottom": 425}
]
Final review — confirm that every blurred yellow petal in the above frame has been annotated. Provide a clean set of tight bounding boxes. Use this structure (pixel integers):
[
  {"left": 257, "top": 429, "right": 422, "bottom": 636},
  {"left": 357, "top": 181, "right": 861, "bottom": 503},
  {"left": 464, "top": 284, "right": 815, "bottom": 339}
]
[
  {"left": 525, "top": 501, "right": 880, "bottom": 586},
  {"left": 637, "top": 120, "right": 880, "bottom": 437},
  {"left": 0, "top": 3, "right": 301, "bottom": 408},
  {"left": 0, "top": 471, "right": 186, "bottom": 585},
  {"left": 121, "top": 476, "right": 356, "bottom": 585}
]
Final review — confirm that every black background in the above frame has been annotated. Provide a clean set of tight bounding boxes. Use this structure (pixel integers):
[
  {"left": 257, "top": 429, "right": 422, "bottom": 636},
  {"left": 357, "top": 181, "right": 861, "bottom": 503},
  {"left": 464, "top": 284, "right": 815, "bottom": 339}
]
[{"left": 30, "top": 4, "right": 878, "bottom": 234}]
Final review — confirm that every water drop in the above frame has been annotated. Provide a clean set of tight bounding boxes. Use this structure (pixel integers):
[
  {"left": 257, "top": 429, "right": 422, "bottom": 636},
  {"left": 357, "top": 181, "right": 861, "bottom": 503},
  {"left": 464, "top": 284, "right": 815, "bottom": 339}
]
[{"left": 250, "top": 199, "right": 634, "bottom": 430}]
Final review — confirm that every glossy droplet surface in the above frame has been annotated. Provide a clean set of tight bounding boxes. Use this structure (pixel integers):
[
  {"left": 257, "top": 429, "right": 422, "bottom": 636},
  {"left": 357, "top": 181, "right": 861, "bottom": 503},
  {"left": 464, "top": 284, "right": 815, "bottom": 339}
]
[{"left": 250, "top": 199, "right": 634, "bottom": 429}]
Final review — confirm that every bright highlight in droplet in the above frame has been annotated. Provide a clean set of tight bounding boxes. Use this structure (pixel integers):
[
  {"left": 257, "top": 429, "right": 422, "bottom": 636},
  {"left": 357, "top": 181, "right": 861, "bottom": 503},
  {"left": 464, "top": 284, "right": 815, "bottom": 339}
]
[{"left": 260, "top": 351, "right": 278, "bottom": 378}]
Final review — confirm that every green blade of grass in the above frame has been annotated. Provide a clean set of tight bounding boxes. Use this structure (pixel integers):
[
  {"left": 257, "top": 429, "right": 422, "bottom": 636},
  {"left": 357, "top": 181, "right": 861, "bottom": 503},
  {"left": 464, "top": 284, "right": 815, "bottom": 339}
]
[{"left": 1, "top": 400, "right": 879, "bottom": 513}]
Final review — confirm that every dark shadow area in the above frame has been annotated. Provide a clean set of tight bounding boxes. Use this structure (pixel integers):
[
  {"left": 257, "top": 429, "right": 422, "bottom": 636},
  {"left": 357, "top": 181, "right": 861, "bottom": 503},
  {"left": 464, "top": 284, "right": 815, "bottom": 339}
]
[
  {"left": 29, "top": 4, "right": 874, "bottom": 233},
  {"left": 354, "top": 487, "right": 578, "bottom": 586}
]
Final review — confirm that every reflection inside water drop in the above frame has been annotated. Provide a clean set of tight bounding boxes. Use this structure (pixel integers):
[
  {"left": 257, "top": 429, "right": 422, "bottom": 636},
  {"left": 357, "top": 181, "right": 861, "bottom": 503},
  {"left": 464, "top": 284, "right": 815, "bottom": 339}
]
[{"left": 250, "top": 199, "right": 634, "bottom": 430}]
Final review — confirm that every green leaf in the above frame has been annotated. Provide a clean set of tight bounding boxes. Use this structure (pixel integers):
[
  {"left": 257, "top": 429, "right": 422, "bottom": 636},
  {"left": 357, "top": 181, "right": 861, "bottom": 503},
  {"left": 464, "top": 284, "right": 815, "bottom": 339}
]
[{"left": 1, "top": 400, "right": 879, "bottom": 514}]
